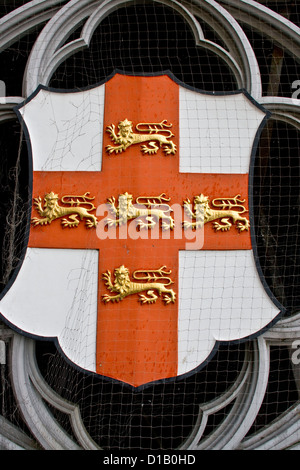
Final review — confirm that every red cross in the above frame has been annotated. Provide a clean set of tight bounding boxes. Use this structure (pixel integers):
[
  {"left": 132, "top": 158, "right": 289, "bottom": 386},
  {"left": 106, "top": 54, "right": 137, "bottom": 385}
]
[{"left": 29, "top": 74, "right": 250, "bottom": 387}]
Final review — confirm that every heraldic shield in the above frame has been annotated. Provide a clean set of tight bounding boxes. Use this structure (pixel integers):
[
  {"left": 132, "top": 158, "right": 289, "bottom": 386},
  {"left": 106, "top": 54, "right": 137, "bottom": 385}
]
[{"left": 0, "top": 72, "right": 284, "bottom": 388}]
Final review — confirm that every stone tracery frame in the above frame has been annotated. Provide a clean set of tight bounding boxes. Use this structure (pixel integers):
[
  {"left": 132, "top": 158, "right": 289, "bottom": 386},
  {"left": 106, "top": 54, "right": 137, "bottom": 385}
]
[{"left": 0, "top": 0, "right": 300, "bottom": 450}]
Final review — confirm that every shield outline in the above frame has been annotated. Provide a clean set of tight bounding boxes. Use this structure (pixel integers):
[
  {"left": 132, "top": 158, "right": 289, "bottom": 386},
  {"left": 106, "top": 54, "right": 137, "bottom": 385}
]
[{"left": 0, "top": 69, "right": 285, "bottom": 389}]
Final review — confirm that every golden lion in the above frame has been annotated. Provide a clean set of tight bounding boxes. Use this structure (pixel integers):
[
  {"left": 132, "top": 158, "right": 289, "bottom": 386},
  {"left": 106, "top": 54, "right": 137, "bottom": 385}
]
[
  {"left": 183, "top": 194, "right": 250, "bottom": 232},
  {"left": 105, "top": 192, "right": 174, "bottom": 231},
  {"left": 102, "top": 265, "right": 176, "bottom": 304},
  {"left": 31, "top": 192, "right": 98, "bottom": 228},
  {"left": 106, "top": 118, "right": 177, "bottom": 155}
]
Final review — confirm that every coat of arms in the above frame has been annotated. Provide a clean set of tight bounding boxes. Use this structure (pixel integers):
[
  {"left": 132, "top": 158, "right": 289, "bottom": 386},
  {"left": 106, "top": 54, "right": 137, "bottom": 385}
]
[{"left": 0, "top": 72, "right": 283, "bottom": 388}]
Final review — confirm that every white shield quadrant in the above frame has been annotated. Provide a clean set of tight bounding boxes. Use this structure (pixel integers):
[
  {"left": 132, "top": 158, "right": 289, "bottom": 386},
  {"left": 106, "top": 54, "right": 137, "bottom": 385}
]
[
  {"left": 179, "top": 86, "right": 266, "bottom": 174},
  {"left": 19, "top": 85, "right": 105, "bottom": 171},
  {"left": 178, "top": 250, "right": 280, "bottom": 376},
  {"left": 0, "top": 248, "right": 99, "bottom": 372}
]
